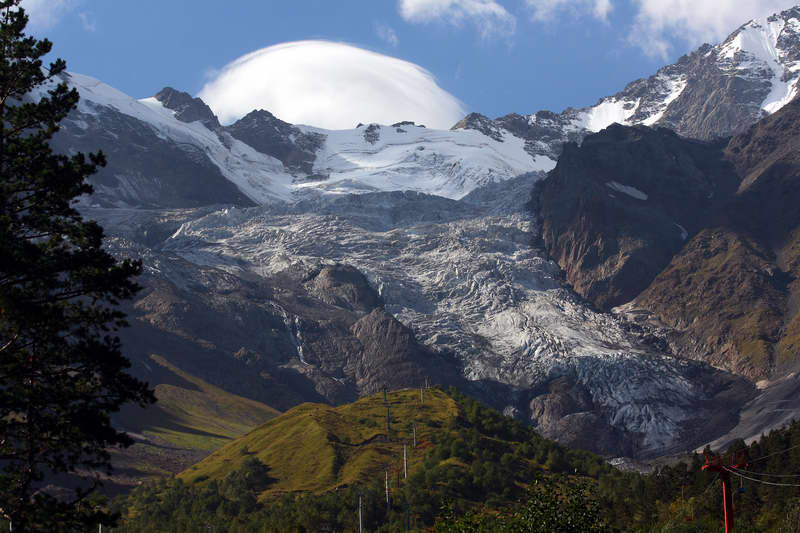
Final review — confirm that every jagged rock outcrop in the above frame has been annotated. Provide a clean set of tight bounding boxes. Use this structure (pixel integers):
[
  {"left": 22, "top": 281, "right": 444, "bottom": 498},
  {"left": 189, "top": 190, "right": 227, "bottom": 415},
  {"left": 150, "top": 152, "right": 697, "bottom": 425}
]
[
  {"left": 533, "top": 124, "right": 738, "bottom": 310},
  {"left": 154, "top": 87, "right": 221, "bottom": 129},
  {"left": 352, "top": 308, "right": 434, "bottom": 394},
  {"left": 528, "top": 376, "right": 632, "bottom": 455},
  {"left": 304, "top": 264, "right": 382, "bottom": 312},
  {"left": 226, "top": 109, "right": 324, "bottom": 175}
]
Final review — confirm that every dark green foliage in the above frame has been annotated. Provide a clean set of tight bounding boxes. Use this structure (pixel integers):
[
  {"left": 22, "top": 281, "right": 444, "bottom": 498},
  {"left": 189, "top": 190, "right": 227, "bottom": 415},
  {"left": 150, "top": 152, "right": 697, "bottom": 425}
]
[
  {"left": 113, "top": 458, "right": 392, "bottom": 533},
  {"left": 0, "top": 2, "right": 154, "bottom": 530},
  {"left": 434, "top": 476, "right": 609, "bottom": 532}
]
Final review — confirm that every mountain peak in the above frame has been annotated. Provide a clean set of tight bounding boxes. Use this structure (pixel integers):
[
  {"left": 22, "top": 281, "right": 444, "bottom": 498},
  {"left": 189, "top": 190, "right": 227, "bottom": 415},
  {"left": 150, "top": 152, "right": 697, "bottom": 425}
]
[
  {"left": 154, "top": 87, "right": 220, "bottom": 129},
  {"left": 451, "top": 112, "right": 504, "bottom": 141}
]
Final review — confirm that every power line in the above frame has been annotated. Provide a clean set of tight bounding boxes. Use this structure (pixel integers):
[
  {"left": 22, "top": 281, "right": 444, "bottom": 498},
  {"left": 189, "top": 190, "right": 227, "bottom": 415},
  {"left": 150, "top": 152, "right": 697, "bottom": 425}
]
[
  {"left": 727, "top": 467, "right": 800, "bottom": 478},
  {"left": 723, "top": 466, "right": 800, "bottom": 488},
  {"left": 748, "top": 443, "right": 800, "bottom": 464}
]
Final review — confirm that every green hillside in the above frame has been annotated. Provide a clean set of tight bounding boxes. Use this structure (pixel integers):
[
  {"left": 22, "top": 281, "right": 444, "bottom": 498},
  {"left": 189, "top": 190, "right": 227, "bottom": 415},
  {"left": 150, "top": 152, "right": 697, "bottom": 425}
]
[
  {"left": 115, "top": 387, "right": 621, "bottom": 531},
  {"left": 179, "top": 387, "right": 457, "bottom": 496},
  {"left": 110, "top": 354, "right": 280, "bottom": 486}
]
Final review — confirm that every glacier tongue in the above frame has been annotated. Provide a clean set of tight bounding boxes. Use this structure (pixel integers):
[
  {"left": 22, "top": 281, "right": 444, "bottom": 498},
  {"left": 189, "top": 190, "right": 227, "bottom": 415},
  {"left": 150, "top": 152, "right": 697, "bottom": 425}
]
[{"left": 153, "top": 173, "right": 741, "bottom": 455}]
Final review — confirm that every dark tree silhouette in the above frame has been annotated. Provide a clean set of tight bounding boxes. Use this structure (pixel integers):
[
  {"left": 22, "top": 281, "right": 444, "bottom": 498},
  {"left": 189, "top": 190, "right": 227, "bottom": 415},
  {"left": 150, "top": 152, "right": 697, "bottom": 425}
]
[{"left": 0, "top": 1, "right": 154, "bottom": 530}]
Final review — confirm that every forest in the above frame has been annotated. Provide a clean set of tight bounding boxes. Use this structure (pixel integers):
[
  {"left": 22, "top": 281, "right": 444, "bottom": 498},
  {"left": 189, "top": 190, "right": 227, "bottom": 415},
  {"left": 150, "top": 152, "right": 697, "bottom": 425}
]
[{"left": 108, "top": 388, "right": 800, "bottom": 532}]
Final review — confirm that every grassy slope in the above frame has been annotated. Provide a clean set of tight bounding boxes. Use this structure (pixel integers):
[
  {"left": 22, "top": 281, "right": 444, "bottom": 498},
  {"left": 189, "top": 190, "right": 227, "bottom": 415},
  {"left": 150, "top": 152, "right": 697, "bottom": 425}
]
[
  {"left": 111, "top": 354, "right": 280, "bottom": 482},
  {"left": 179, "top": 388, "right": 457, "bottom": 497}
]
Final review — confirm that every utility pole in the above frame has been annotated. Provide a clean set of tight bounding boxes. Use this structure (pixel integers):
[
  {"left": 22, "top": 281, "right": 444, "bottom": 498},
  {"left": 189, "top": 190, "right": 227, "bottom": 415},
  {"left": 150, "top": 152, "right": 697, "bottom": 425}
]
[
  {"left": 404, "top": 443, "right": 408, "bottom": 479},
  {"left": 385, "top": 467, "right": 391, "bottom": 511},
  {"left": 386, "top": 404, "right": 391, "bottom": 432},
  {"left": 358, "top": 493, "right": 363, "bottom": 533},
  {"left": 420, "top": 387, "right": 424, "bottom": 405},
  {"left": 702, "top": 450, "right": 747, "bottom": 533}
]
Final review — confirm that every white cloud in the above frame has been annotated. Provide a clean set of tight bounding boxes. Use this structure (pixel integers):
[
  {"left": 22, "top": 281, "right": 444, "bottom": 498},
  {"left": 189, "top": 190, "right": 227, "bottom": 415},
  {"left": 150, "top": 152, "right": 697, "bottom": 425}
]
[
  {"left": 527, "top": 0, "right": 612, "bottom": 22},
  {"left": 629, "top": 0, "right": 798, "bottom": 58},
  {"left": 526, "top": 0, "right": 797, "bottom": 57},
  {"left": 377, "top": 24, "right": 400, "bottom": 47},
  {"left": 197, "top": 41, "right": 467, "bottom": 130},
  {"left": 78, "top": 11, "right": 95, "bottom": 32},
  {"left": 399, "top": 0, "right": 516, "bottom": 39},
  {"left": 20, "top": 0, "right": 75, "bottom": 31}
]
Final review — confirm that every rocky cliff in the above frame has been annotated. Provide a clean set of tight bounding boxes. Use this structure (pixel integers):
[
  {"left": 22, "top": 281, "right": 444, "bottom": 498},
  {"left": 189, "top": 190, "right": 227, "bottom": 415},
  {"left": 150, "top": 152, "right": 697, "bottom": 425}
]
[{"left": 534, "top": 98, "right": 800, "bottom": 381}]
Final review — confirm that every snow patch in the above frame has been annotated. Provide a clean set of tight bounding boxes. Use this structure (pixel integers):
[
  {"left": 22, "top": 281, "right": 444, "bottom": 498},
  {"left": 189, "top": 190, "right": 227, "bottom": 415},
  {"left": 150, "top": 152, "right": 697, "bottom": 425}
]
[
  {"left": 641, "top": 76, "right": 688, "bottom": 126},
  {"left": 576, "top": 98, "right": 639, "bottom": 132},
  {"left": 674, "top": 223, "right": 688, "bottom": 241},
  {"left": 718, "top": 17, "right": 800, "bottom": 115},
  {"left": 605, "top": 181, "right": 648, "bottom": 200}
]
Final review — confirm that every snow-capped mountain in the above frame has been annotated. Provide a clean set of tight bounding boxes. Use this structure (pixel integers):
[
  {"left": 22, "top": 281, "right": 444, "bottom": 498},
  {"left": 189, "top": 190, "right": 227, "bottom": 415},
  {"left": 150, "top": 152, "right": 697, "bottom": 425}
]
[
  {"left": 49, "top": 74, "right": 751, "bottom": 457},
  {"left": 457, "top": 6, "right": 800, "bottom": 157},
  {"left": 41, "top": 7, "right": 800, "bottom": 460},
  {"left": 46, "top": 72, "right": 552, "bottom": 209}
]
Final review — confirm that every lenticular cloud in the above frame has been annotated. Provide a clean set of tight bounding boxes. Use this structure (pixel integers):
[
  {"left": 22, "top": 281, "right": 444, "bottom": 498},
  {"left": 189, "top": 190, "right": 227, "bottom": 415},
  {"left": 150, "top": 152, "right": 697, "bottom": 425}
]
[{"left": 198, "top": 41, "right": 466, "bottom": 130}]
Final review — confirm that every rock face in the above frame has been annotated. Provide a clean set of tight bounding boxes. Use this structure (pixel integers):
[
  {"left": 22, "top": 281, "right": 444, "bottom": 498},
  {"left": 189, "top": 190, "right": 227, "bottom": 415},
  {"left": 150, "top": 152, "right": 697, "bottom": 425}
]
[
  {"left": 637, "top": 98, "right": 800, "bottom": 380},
  {"left": 534, "top": 98, "right": 800, "bottom": 381},
  {"left": 528, "top": 377, "right": 631, "bottom": 455},
  {"left": 226, "top": 110, "right": 324, "bottom": 175},
  {"left": 52, "top": 90, "right": 255, "bottom": 208},
  {"left": 154, "top": 87, "right": 220, "bottom": 129},
  {"left": 103, "top": 219, "right": 449, "bottom": 409},
  {"left": 533, "top": 124, "right": 738, "bottom": 310}
]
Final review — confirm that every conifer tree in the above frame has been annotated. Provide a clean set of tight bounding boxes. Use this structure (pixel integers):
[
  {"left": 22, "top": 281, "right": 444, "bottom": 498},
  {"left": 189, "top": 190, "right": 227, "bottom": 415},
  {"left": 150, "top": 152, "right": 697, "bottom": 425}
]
[{"left": 0, "top": 1, "right": 154, "bottom": 530}]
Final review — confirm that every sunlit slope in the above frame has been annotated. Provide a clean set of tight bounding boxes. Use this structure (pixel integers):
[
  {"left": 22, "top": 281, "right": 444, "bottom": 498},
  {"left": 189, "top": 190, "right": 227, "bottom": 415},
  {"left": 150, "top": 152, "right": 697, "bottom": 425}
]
[
  {"left": 109, "top": 354, "right": 281, "bottom": 489},
  {"left": 123, "top": 354, "right": 280, "bottom": 451},
  {"left": 179, "top": 388, "right": 457, "bottom": 495}
]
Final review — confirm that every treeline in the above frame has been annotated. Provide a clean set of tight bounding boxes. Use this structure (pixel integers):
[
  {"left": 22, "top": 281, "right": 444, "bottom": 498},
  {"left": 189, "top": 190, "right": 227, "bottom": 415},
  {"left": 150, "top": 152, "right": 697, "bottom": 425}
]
[{"left": 112, "top": 388, "right": 800, "bottom": 532}]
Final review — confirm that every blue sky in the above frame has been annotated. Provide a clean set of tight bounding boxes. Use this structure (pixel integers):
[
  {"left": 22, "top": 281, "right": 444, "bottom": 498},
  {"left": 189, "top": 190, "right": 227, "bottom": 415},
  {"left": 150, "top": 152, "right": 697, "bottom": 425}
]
[{"left": 23, "top": 0, "right": 799, "bottom": 129}]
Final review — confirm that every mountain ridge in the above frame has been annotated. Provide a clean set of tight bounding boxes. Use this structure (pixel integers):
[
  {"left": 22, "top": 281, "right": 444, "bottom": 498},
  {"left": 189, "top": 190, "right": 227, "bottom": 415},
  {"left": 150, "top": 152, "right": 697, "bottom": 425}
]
[{"left": 32, "top": 5, "right": 800, "bottom": 464}]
